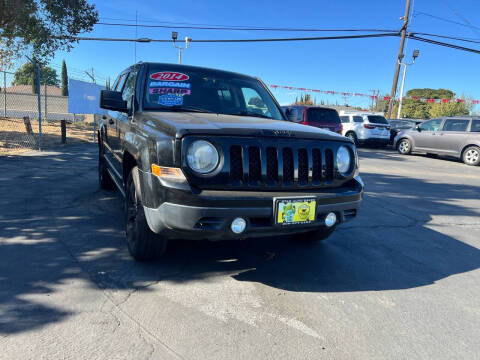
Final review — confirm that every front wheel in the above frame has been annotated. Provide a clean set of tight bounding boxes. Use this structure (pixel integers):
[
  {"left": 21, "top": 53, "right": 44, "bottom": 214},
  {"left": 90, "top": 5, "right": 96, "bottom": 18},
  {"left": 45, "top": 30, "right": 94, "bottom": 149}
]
[
  {"left": 125, "top": 167, "right": 168, "bottom": 261},
  {"left": 462, "top": 146, "right": 480, "bottom": 166},
  {"left": 397, "top": 138, "right": 412, "bottom": 155},
  {"left": 295, "top": 226, "right": 335, "bottom": 242}
]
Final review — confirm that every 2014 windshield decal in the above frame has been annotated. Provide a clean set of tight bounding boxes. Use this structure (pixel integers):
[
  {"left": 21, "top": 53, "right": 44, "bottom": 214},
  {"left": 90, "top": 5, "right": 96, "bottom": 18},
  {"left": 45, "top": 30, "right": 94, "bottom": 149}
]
[{"left": 150, "top": 72, "right": 189, "bottom": 81}]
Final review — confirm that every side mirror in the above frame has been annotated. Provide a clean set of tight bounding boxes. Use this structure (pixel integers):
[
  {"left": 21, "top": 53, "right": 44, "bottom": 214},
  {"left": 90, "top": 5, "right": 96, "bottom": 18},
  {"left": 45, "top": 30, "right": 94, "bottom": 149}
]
[
  {"left": 100, "top": 90, "right": 128, "bottom": 112},
  {"left": 416, "top": 125, "right": 422, "bottom": 132},
  {"left": 285, "top": 108, "right": 298, "bottom": 122}
]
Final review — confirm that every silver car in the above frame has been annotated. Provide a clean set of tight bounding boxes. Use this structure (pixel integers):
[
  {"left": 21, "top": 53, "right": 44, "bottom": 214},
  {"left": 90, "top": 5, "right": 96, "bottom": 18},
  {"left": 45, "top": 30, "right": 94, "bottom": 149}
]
[{"left": 394, "top": 116, "right": 480, "bottom": 166}]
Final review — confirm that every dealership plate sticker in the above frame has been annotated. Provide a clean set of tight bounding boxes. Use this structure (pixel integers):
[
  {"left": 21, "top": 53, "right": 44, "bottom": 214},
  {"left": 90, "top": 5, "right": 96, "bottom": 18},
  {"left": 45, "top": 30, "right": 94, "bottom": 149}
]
[
  {"left": 158, "top": 94, "right": 183, "bottom": 106},
  {"left": 276, "top": 198, "right": 316, "bottom": 225}
]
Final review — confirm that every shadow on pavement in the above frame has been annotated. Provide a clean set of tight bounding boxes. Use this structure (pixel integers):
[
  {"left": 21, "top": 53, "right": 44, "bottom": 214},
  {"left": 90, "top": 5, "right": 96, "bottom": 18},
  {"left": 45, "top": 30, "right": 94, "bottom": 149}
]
[{"left": 1, "top": 145, "right": 480, "bottom": 335}]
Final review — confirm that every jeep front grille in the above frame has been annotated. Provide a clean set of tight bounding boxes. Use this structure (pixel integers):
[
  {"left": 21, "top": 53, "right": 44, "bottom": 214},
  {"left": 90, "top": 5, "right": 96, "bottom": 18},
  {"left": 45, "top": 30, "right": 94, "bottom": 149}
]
[
  {"left": 182, "top": 136, "right": 352, "bottom": 190},
  {"left": 229, "top": 144, "right": 334, "bottom": 187}
]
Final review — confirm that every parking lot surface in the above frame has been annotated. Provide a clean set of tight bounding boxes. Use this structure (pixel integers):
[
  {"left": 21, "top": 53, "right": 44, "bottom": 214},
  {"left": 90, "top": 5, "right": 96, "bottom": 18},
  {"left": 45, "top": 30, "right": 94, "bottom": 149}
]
[{"left": 1, "top": 144, "right": 479, "bottom": 359}]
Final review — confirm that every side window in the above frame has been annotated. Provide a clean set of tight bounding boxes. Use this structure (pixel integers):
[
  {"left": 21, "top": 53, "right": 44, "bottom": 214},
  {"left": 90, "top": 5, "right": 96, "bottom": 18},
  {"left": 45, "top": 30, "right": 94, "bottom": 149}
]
[
  {"left": 420, "top": 119, "right": 443, "bottom": 131},
  {"left": 442, "top": 119, "right": 469, "bottom": 132},
  {"left": 471, "top": 120, "right": 480, "bottom": 132},
  {"left": 353, "top": 116, "right": 363, "bottom": 123},
  {"left": 297, "top": 107, "right": 303, "bottom": 122},
  {"left": 122, "top": 71, "right": 137, "bottom": 109},
  {"left": 340, "top": 116, "right": 349, "bottom": 123},
  {"left": 114, "top": 73, "right": 127, "bottom": 92}
]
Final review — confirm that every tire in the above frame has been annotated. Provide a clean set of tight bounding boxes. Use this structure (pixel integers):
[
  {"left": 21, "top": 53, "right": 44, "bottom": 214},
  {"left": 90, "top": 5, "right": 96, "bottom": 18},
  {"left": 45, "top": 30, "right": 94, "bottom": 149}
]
[
  {"left": 98, "top": 145, "right": 115, "bottom": 190},
  {"left": 295, "top": 226, "right": 335, "bottom": 242},
  {"left": 346, "top": 132, "right": 358, "bottom": 146},
  {"left": 125, "top": 166, "right": 168, "bottom": 261},
  {"left": 462, "top": 146, "right": 480, "bottom": 166},
  {"left": 397, "top": 138, "right": 412, "bottom": 155}
]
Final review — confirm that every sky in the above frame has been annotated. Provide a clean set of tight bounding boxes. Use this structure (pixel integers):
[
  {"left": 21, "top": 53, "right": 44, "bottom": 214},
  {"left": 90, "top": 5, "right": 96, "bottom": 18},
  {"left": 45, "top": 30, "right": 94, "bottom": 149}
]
[{"left": 33, "top": 0, "right": 480, "bottom": 110}]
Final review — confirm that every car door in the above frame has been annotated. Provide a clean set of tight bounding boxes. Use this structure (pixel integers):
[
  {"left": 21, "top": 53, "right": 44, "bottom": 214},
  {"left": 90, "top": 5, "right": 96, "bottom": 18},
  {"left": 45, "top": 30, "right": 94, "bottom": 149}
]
[
  {"left": 411, "top": 118, "right": 443, "bottom": 151},
  {"left": 103, "top": 72, "right": 127, "bottom": 173},
  {"left": 435, "top": 118, "right": 470, "bottom": 156}
]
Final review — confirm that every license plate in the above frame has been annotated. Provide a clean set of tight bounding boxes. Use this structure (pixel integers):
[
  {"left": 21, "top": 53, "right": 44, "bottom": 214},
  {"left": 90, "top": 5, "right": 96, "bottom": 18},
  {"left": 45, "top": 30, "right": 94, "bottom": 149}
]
[{"left": 275, "top": 198, "right": 316, "bottom": 225}]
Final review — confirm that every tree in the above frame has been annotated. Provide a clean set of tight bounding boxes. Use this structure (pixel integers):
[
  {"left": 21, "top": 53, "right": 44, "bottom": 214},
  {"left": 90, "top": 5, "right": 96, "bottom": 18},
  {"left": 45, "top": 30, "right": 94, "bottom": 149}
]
[
  {"left": 392, "top": 88, "right": 471, "bottom": 119},
  {"left": 13, "top": 63, "right": 59, "bottom": 93},
  {"left": 295, "top": 93, "right": 314, "bottom": 105},
  {"left": 0, "top": 0, "right": 98, "bottom": 66},
  {"left": 61, "top": 59, "right": 68, "bottom": 96}
]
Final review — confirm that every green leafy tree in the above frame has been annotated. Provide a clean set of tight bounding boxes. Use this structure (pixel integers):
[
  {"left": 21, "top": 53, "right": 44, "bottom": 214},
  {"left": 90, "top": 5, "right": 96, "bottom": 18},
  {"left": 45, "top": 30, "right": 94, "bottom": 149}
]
[
  {"left": 13, "top": 62, "right": 59, "bottom": 93},
  {"left": 61, "top": 59, "right": 68, "bottom": 96},
  {"left": 0, "top": 0, "right": 98, "bottom": 66},
  {"left": 393, "top": 88, "right": 471, "bottom": 119}
]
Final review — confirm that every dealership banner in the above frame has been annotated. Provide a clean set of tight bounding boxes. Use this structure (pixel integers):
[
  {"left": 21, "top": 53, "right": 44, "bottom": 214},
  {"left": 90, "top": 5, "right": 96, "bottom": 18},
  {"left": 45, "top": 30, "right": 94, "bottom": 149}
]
[{"left": 269, "top": 84, "right": 479, "bottom": 105}]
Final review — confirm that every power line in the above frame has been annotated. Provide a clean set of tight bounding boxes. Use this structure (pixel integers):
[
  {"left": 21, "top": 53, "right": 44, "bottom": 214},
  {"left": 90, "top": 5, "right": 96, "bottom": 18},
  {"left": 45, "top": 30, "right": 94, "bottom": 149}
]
[
  {"left": 407, "top": 34, "right": 480, "bottom": 54},
  {"left": 414, "top": 11, "right": 480, "bottom": 32},
  {"left": 59, "top": 32, "right": 399, "bottom": 43},
  {"left": 95, "top": 21, "right": 397, "bottom": 33},
  {"left": 410, "top": 31, "right": 480, "bottom": 45}
]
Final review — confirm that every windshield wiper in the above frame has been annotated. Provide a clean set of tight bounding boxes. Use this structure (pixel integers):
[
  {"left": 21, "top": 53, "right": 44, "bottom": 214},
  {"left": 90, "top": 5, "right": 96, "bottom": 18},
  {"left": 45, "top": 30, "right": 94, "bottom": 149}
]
[
  {"left": 168, "top": 106, "right": 215, "bottom": 113},
  {"left": 225, "top": 111, "right": 273, "bottom": 119}
]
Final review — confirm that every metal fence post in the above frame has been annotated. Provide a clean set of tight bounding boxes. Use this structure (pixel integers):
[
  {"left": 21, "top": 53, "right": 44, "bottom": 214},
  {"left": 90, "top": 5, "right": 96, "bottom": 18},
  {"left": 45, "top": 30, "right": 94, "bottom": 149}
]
[
  {"left": 3, "top": 71, "right": 6, "bottom": 117},
  {"left": 44, "top": 83, "right": 47, "bottom": 121}
]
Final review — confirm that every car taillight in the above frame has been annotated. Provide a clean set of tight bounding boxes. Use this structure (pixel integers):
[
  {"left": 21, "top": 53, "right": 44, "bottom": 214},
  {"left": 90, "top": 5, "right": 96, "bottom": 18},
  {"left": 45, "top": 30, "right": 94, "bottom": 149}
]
[
  {"left": 339, "top": 124, "right": 343, "bottom": 134},
  {"left": 363, "top": 124, "right": 375, "bottom": 129},
  {"left": 301, "top": 120, "right": 308, "bottom": 125}
]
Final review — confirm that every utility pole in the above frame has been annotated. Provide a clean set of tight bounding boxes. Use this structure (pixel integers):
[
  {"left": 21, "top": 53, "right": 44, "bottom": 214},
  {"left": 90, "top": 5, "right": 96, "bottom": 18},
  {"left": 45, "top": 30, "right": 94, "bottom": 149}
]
[
  {"left": 386, "top": 0, "right": 412, "bottom": 119},
  {"left": 369, "top": 90, "right": 377, "bottom": 110}
]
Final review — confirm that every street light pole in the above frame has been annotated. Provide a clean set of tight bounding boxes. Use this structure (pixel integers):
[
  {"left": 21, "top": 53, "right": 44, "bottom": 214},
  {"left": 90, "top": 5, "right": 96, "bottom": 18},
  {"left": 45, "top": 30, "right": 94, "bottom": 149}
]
[
  {"left": 172, "top": 32, "right": 191, "bottom": 64},
  {"left": 397, "top": 49, "right": 419, "bottom": 118}
]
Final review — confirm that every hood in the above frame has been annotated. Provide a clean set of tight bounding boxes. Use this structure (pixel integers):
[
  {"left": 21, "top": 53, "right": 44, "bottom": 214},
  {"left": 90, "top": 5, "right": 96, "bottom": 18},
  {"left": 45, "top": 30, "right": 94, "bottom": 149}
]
[{"left": 140, "top": 111, "right": 349, "bottom": 142}]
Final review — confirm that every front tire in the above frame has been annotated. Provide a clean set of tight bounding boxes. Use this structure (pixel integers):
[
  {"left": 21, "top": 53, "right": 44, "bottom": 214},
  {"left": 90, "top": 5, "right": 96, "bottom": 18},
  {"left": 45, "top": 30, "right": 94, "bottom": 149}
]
[
  {"left": 125, "top": 167, "right": 168, "bottom": 261},
  {"left": 462, "top": 146, "right": 480, "bottom": 166},
  {"left": 397, "top": 138, "right": 412, "bottom": 155},
  {"left": 295, "top": 226, "right": 335, "bottom": 242}
]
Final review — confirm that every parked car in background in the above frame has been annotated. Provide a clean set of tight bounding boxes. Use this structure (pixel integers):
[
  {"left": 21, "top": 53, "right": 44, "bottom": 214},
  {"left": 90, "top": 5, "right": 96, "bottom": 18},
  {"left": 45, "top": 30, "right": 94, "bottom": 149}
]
[
  {"left": 388, "top": 119, "right": 424, "bottom": 144},
  {"left": 339, "top": 111, "right": 391, "bottom": 146},
  {"left": 281, "top": 105, "right": 342, "bottom": 134},
  {"left": 394, "top": 116, "right": 480, "bottom": 166}
]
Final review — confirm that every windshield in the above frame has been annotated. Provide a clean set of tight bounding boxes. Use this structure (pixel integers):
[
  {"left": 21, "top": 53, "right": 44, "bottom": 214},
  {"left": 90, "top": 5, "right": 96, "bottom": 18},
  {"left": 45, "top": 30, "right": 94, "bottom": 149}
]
[
  {"left": 367, "top": 115, "right": 389, "bottom": 124},
  {"left": 307, "top": 108, "right": 340, "bottom": 124},
  {"left": 143, "top": 67, "right": 284, "bottom": 120}
]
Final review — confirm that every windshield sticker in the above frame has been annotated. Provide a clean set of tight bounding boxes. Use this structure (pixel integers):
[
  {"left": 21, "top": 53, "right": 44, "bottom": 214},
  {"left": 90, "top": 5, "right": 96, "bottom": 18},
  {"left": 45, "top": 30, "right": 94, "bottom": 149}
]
[
  {"left": 158, "top": 94, "right": 183, "bottom": 106},
  {"left": 149, "top": 88, "right": 191, "bottom": 95},
  {"left": 149, "top": 81, "right": 191, "bottom": 89},
  {"left": 150, "top": 71, "right": 189, "bottom": 81}
]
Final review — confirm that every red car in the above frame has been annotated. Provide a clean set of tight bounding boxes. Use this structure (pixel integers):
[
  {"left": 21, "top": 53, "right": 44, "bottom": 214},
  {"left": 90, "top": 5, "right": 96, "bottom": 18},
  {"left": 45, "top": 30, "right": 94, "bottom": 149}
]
[{"left": 282, "top": 105, "right": 343, "bottom": 134}]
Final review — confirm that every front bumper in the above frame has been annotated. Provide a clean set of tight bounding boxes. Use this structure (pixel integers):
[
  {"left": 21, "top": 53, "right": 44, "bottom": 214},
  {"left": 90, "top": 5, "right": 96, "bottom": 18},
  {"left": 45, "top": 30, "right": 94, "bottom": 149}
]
[{"left": 143, "top": 176, "right": 364, "bottom": 240}]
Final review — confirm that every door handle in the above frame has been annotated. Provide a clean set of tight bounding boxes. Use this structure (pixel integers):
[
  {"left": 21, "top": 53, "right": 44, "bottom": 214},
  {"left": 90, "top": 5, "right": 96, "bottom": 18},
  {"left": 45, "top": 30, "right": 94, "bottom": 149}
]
[{"left": 108, "top": 119, "right": 114, "bottom": 125}]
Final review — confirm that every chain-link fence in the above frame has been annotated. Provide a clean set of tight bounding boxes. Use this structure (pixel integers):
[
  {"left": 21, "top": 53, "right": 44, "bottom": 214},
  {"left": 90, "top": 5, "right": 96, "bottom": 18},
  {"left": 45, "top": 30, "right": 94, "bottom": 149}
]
[{"left": 0, "top": 68, "right": 95, "bottom": 155}]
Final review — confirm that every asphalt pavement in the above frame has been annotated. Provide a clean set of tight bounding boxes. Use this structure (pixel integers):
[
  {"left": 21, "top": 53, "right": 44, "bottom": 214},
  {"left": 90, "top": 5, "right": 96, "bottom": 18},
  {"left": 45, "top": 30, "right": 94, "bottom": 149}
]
[{"left": 1, "top": 144, "right": 479, "bottom": 359}]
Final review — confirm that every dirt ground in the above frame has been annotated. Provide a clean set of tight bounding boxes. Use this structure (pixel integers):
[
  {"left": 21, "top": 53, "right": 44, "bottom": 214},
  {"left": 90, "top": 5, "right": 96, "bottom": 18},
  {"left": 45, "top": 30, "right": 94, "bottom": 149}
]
[{"left": 0, "top": 117, "right": 96, "bottom": 155}]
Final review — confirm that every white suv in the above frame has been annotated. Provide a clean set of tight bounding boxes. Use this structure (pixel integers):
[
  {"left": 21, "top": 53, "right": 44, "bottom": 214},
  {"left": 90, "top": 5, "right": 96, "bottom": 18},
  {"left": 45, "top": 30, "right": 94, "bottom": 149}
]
[{"left": 339, "top": 112, "right": 391, "bottom": 146}]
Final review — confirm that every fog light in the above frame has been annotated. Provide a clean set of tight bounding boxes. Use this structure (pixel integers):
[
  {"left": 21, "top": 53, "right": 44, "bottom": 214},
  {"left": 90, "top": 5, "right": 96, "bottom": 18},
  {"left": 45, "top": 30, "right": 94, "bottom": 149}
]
[
  {"left": 231, "top": 218, "right": 247, "bottom": 234},
  {"left": 325, "top": 212, "right": 337, "bottom": 227}
]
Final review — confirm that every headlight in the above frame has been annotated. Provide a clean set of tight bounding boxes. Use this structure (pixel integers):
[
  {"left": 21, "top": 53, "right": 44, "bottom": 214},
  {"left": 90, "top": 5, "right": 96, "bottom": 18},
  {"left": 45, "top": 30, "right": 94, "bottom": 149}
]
[
  {"left": 336, "top": 146, "right": 352, "bottom": 175},
  {"left": 186, "top": 140, "right": 219, "bottom": 174}
]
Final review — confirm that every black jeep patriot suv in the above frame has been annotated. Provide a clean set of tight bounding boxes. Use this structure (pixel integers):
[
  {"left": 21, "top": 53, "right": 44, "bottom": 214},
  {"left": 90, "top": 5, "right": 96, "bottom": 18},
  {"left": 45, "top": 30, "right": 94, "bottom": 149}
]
[{"left": 98, "top": 63, "right": 363, "bottom": 261}]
